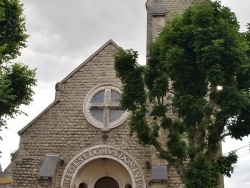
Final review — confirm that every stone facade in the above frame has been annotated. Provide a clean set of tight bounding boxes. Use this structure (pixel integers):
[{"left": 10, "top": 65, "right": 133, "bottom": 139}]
[
  {"left": 146, "top": 0, "right": 192, "bottom": 46},
  {"left": 5, "top": 1, "right": 195, "bottom": 188},
  {"left": 6, "top": 41, "right": 151, "bottom": 188}
]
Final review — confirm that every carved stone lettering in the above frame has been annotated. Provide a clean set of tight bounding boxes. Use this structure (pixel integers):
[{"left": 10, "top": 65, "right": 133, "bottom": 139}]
[
  {"left": 100, "top": 147, "right": 108, "bottom": 154},
  {"left": 61, "top": 146, "right": 145, "bottom": 188},
  {"left": 81, "top": 152, "right": 88, "bottom": 160}
]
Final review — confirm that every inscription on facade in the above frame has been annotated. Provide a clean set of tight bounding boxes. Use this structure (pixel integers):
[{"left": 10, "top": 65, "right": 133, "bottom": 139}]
[{"left": 61, "top": 146, "right": 144, "bottom": 188}]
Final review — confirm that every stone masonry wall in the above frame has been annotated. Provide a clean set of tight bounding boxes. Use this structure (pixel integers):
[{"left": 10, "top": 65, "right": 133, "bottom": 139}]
[
  {"left": 146, "top": 1, "right": 192, "bottom": 187},
  {"left": 6, "top": 0, "right": 205, "bottom": 187},
  {"left": 10, "top": 43, "right": 151, "bottom": 188},
  {"left": 146, "top": 0, "right": 192, "bottom": 46}
]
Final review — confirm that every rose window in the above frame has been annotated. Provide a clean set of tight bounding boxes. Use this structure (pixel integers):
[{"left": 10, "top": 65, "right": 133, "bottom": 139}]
[{"left": 83, "top": 84, "right": 129, "bottom": 130}]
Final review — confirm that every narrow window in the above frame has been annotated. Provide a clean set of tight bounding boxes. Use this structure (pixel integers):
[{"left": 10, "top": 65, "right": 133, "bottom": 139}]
[
  {"left": 79, "top": 182, "right": 87, "bottom": 188},
  {"left": 125, "top": 183, "right": 132, "bottom": 188}
]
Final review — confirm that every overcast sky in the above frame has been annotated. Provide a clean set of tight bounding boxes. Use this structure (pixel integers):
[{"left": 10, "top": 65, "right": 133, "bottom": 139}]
[{"left": 0, "top": 1, "right": 249, "bottom": 187}]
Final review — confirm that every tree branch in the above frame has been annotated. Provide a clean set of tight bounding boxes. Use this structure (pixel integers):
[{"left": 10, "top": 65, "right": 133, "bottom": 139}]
[{"left": 220, "top": 132, "right": 232, "bottom": 140}]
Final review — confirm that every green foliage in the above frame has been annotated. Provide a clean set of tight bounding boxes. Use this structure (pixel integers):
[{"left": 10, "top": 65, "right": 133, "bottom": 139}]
[
  {"left": 0, "top": 0, "right": 28, "bottom": 63},
  {"left": 217, "top": 152, "right": 238, "bottom": 178},
  {"left": 228, "top": 24, "right": 250, "bottom": 140},
  {"left": 0, "top": 63, "right": 36, "bottom": 117},
  {"left": 115, "top": 0, "right": 250, "bottom": 187},
  {"left": 244, "top": 24, "right": 250, "bottom": 58},
  {"left": 114, "top": 49, "right": 146, "bottom": 111},
  {"left": 185, "top": 152, "right": 237, "bottom": 188},
  {"left": 0, "top": 0, "right": 36, "bottom": 134},
  {"left": 10, "top": 149, "right": 18, "bottom": 162},
  {"left": 185, "top": 155, "right": 219, "bottom": 188}
]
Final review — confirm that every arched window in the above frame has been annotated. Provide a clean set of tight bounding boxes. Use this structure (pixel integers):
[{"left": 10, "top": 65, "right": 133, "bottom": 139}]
[
  {"left": 125, "top": 183, "right": 132, "bottom": 188},
  {"left": 94, "top": 177, "right": 119, "bottom": 188},
  {"left": 79, "top": 182, "right": 87, "bottom": 188}
]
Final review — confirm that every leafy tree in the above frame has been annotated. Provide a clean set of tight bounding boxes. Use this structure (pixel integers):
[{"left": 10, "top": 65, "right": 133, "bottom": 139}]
[
  {"left": 244, "top": 23, "right": 250, "bottom": 58},
  {"left": 0, "top": 0, "right": 36, "bottom": 135},
  {"left": 115, "top": 1, "right": 250, "bottom": 187}
]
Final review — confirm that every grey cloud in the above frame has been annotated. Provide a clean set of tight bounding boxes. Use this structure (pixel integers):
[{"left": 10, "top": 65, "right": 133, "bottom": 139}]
[
  {"left": 19, "top": 0, "right": 147, "bottom": 85},
  {"left": 225, "top": 156, "right": 250, "bottom": 188},
  {"left": 220, "top": 0, "right": 250, "bottom": 31},
  {"left": 18, "top": 48, "right": 83, "bottom": 83},
  {"left": 21, "top": 0, "right": 146, "bottom": 58}
]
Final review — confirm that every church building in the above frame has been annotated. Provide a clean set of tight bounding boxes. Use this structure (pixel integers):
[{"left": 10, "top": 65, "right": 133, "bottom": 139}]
[{"left": 5, "top": 1, "right": 193, "bottom": 187}]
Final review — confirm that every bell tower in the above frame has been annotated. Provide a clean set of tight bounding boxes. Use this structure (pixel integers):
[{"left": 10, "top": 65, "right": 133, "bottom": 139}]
[
  {"left": 145, "top": 0, "right": 192, "bottom": 47},
  {"left": 145, "top": 1, "right": 224, "bottom": 188},
  {"left": 144, "top": 1, "right": 194, "bottom": 186}
]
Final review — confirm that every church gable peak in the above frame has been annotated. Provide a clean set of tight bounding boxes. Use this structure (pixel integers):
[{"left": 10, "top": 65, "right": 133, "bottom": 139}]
[
  {"left": 18, "top": 39, "right": 120, "bottom": 135},
  {"left": 59, "top": 39, "right": 120, "bottom": 85}
]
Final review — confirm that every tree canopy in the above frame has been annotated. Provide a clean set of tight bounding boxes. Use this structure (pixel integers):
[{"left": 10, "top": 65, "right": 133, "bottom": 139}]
[
  {"left": 115, "top": 0, "right": 250, "bottom": 187},
  {"left": 0, "top": 0, "right": 36, "bottom": 134}
]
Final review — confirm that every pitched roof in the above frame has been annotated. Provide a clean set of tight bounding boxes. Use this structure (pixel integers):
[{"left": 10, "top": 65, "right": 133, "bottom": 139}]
[
  {"left": 59, "top": 39, "right": 120, "bottom": 84},
  {"left": 18, "top": 39, "right": 120, "bottom": 135}
]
